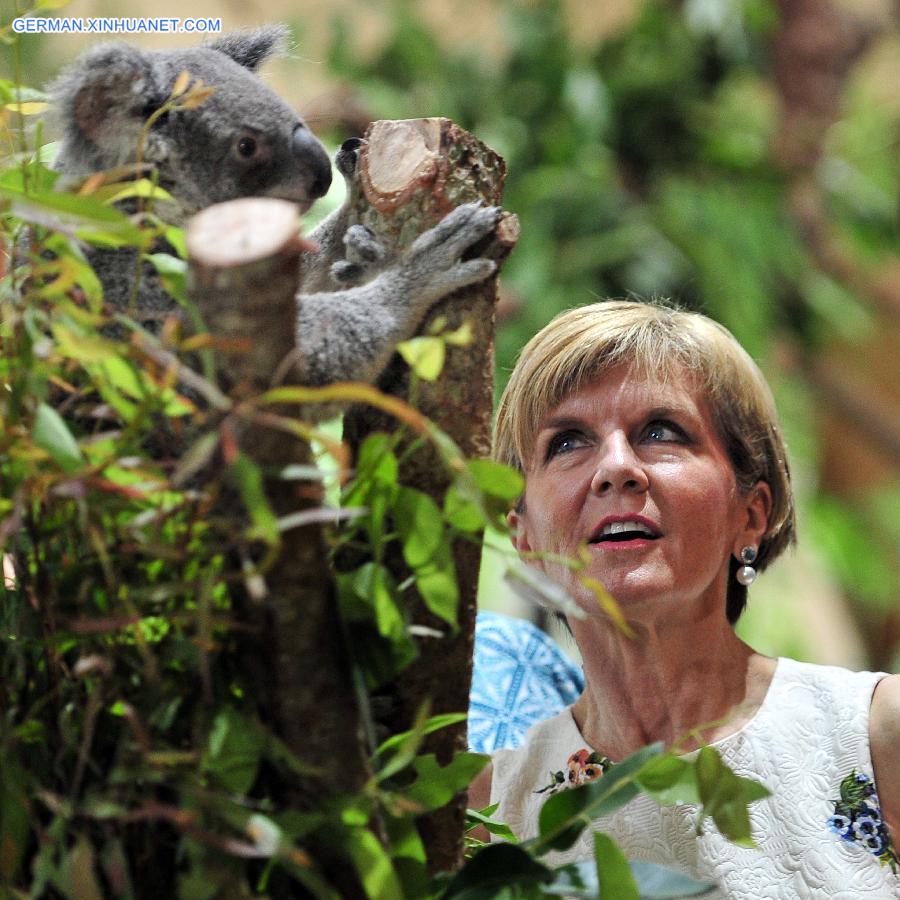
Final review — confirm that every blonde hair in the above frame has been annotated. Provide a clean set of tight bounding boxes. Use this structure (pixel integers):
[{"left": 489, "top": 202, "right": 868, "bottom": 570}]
[{"left": 493, "top": 300, "right": 795, "bottom": 622}]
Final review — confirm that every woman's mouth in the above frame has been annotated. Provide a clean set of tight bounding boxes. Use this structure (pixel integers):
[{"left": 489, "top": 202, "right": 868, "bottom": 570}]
[{"left": 588, "top": 518, "right": 661, "bottom": 547}]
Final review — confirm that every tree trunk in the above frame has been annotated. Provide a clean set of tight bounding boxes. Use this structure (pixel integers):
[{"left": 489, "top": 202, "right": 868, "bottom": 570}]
[
  {"left": 186, "top": 198, "right": 371, "bottom": 897},
  {"left": 342, "top": 118, "right": 519, "bottom": 873}
]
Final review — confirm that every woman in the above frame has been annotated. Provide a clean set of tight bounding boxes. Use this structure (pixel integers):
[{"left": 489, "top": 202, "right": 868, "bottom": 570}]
[{"left": 469, "top": 301, "right": 899, "bottom": 897}]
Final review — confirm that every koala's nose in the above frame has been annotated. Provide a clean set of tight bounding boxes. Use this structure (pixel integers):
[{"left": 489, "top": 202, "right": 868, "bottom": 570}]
[{"left": 292, "top": 124, "right": 332, "bottom": 200}]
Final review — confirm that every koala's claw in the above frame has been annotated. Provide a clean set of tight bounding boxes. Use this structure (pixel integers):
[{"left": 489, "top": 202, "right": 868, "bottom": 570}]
[
  {"left": 336, "top": 138, "right": 364, "bottom": 181},
  {"left": 409, "top": 201, "right": 500, "bottom": 257},
  {"left": 330, "top": 224, "right": 387, "bottom": 285},
  {"left": 343, "top": 224, "right": 386, "bottom": 266},
  {"left": 394, "top": 201, "right": 501, "bottom": 301},
  {"left": 330, "top": 260, "right": 365, "bottom": 284}
]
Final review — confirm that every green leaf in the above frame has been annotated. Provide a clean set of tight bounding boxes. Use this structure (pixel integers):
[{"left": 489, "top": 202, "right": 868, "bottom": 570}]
[
  {"left": 442, "top": 320, "right": 474, "bottom": 346},
  {"left": 694, "top": 747, "right": 769, "bottom": 846},
  {"left": 442, "top": 843, "right": 552, "bottom": 899},
  {"left": 636, "top": 754, "right": 701, "bottom": 806},
  {"left": 395, "top": 486, "right": 445, "bottom": 568},
  {"left": 163, "top": 224, "right": 188, "bottom": 259},
  {"left": 375, "top": 711, "right": 467, "bottom": 757},
  {"left": 230, "top": 455, "right": 279, "bottom": 546},
  {"left": 468, "top": 459, "right": 525, "bottom": 502},
  {"left": 53, "top": 322, "right": 119, "bottom": 364},
  {"left": 630, "top": 861, "right": 718, "bottom": 898},
  {"left": 350, "top": 562, "right": 406, "bottom": 642},
  {"left": 377, "top": 706, "right": 465, "bottom": 783},
  {"left": 343, "top": 433, "right": 398, "bottom": 510},
  {"left": 145, "top": 252, "right": 187, "bottom": 306},
  {"left": 465, "top": 806, "right": 519, "bottom": 842},
  {"left": 397, "top": 335, "right": 446, "bottom": 381},
  {"left": 546, "top": 861, "right": 716, "bottom": 898},
  {"left": 205, "top": 708, "right": 264, "bottom": 794},
  {"left": 343, "top": 825, "right": 404, "bottom": 900},
  {"left": 444, "top": 459, "right": 524, "bottom": 533},
  {"left": 1, "top": 185, "right": 144, "bottom": 244},
  {"left": 594, "top": 832, "right": 639, "bottom": 900},
  {"left": 384, "top": 811, "right": 427, "bottom": 863},
  {"left": 404, "top": 752, "right": 488, "bottom": 812},
  {"left": 33, "top": 402, "right": 84, "bottom": 472},
  {"left": 443, "top": 482, "right": 487, "bottom": 532},
  {"left": 105, "top": 179, "right": 175, "bottom": 205},
  {"left": 413, "top": 548, "right": 459, "bottom": 626}
]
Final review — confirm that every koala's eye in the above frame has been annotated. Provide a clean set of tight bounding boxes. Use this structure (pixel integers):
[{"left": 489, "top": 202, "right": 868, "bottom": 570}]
[{"left": 236, "top": 135, "right": 258, "bottom": 159}]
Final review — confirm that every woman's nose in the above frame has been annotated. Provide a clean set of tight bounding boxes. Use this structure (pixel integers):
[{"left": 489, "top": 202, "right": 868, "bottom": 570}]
[{"left": 589, "top": 435, "right": 649, "bottom": 495}]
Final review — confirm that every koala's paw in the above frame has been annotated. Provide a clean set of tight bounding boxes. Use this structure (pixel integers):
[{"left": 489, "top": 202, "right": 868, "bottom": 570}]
[
  {"left": 344, "top": 224, "right": 386, "bottom": 266},
  {"left": 330, "top": 224, "right": 388, "bottom": 284},
  {"left": 335, "top": 137, "right": 364, "bottom": 183},
  {"left": 401, "top": 201, "right": 500, "bottom": 298}
]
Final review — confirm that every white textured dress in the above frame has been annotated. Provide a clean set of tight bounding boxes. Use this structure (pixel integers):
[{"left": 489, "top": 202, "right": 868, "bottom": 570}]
[{"left": 490, "top": 658, "right": 900, "bottom": 899}]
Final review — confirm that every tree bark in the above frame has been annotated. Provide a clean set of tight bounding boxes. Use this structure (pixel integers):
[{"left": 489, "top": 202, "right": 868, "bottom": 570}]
[
  {"left": 186, "top": 198, "right": 371, "bottom": 897},
  {"left": 342, "top": 119, "right": 519, "bottom": 873}
]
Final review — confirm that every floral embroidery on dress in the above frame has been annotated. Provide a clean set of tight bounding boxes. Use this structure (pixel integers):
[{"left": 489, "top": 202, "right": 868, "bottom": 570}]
[
  {"left": 535, "top": 748, "right": 613, "bottom": 794},
  {"left": 827, "top": 770, "right": 899, "bottom": 874}
]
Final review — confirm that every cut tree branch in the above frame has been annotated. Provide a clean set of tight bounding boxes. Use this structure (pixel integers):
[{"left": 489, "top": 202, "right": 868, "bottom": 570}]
[{"left": 342, "top": 118, "right": 519, "bottom": 873}]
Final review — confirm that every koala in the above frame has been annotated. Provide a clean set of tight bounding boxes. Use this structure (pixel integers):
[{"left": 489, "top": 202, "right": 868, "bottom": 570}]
[{"left": 48, "top": 25, "right": 498, "bottom": 398}]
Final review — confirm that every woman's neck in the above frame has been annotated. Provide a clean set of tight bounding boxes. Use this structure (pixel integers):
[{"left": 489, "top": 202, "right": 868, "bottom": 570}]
[{"left": 569, "top": 610, "right": 775, "bottom": 761}]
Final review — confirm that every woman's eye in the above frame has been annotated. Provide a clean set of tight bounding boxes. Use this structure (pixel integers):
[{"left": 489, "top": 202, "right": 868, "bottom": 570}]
[
  {"left": 643, "top": 421, "right": 684, "bottom": 443},
  {"left": 545, "top": 431, "right": 585, "bottom": 460}
]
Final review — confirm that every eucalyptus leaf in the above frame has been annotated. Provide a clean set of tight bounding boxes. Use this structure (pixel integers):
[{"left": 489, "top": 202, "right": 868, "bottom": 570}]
[
  {"left": 1, "top": 185, "right": 144, "bottom": 243},
  {"left": 230, "top": 455, "right": 279, "bottom": 546},
  {"left": 442, "top": 843, "right": 552, "bottom": 899},
  {"left": 342, "top": 825, "right": 405, "bottom": 900},
  {"left": 594, "top": 832, "right": 640, "bottom": 900},
  {"left": 546, "top": 860, "right": 716, "bottom": 898},
  {"left": 504, "top": 561, "right": 586, "bottom": 620},
  {"left": 404, "top": 752, "right": 488, "bottom": 812},
  {"left": 465, "top": 806, "right": 519, "bottom": 842},
  {"left": 375, "top": 711, "right": 468, "bottom": 757},
  {"left": 395, "top": 486, "right": 445, "bottom": 568},
  {"left": 412, "top": 548, "right": 460, "bottom": 626},
  {"left": 630, "top": 862, "right": 718, "bottom": 898},
  {"left": 637, "top": 755, "right": 701, "bottom": 806},
  {"left": 33, "top": 402, "right": 83, "bottom": 472},
  {"left": 694, "top": 747, "right": 769, "bottom": 846},
  {"left": 468, "top": 459, "right": 524, "bottom": 502},
  {"left": 397, "top": 335, "right": 446, "bottom": 381},
  {"left": 205, "top": 708, "right": 264, "bottom": 795}
]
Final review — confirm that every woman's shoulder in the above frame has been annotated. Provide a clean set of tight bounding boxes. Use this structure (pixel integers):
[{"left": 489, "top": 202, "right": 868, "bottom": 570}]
[
  {"left": 870, "top": 674, "right": 900, "bottom": 837},
  {"left": 770, "top": 657, "right": 889, "bottom": 706},
  {"left": 757, "top": 657, "right": 888, "bottom": 751}
]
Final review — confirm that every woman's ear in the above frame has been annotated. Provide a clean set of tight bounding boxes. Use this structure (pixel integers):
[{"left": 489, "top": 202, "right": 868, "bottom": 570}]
[
  {"left": 739, "top": 481, "right": 773, "bottom": 551},
  {"left": 507, "top": 508, "right": 532, "bottom": 555}
]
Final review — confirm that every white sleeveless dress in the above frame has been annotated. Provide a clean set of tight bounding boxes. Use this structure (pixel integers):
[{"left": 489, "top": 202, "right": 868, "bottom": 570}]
[{"left": 490, "top": 658, "right": 899, "bottom": 899}]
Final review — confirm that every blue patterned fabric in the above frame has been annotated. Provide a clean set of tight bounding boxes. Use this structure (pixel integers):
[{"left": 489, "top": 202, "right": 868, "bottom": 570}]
[{"left": 469, "top": 611, "right": 584, "bottom": 753}]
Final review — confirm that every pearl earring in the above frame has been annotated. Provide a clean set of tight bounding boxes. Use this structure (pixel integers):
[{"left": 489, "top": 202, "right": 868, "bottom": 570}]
[{"left": 736, "top": 546, "right": 758, "bottom": 586}]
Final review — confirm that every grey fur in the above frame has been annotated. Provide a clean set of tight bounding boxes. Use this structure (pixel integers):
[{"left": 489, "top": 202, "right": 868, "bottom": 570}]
[{"left": 48, "top": 27, "right": 498, "bottom": 410}]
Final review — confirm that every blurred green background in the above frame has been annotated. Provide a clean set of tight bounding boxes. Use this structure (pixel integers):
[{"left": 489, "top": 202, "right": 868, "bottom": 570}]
[{"left": 7, "top": 0, "right": 898, "bottom": 670}]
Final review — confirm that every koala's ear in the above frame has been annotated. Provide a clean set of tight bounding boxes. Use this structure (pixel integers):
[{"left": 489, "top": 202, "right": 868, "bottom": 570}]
[
  {"left": 49, "top": 43, "right": 163, "bottom": 169},
  {"left": 206, "top": 25, "right": 288, "bottom": 71}
]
